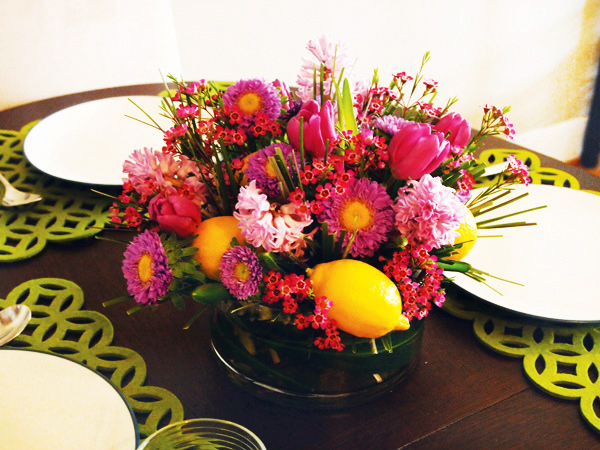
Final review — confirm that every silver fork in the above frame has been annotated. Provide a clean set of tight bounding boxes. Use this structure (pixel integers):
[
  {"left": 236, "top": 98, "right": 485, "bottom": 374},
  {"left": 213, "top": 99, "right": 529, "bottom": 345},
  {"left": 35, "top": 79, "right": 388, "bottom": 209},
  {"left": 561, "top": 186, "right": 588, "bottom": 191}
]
[{"left": 0, "top": 173, "right": 42, "bottom": 207}]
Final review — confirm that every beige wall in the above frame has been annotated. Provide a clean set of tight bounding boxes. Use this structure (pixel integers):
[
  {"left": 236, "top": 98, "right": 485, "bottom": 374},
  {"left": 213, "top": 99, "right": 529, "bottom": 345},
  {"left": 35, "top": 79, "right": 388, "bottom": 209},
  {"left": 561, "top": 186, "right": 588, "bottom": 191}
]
[{"left": 1, "top": 0, "right": 599, "bottom": 161}]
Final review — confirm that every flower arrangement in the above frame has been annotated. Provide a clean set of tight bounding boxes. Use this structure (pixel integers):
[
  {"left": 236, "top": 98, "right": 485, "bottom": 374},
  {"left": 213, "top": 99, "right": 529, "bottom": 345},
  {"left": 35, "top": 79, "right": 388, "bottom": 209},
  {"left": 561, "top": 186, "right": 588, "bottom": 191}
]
[{"left": 107, "top": 35, "right": 529, "bottom": 357}]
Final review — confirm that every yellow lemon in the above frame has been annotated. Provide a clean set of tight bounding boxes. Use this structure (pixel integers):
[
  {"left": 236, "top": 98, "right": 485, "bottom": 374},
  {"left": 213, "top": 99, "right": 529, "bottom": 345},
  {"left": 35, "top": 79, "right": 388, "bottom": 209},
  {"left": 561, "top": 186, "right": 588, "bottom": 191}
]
[
  {"left": 192, "top": 216, "right": 245, "bottom": 280},
  {"left": 307, "top": 259, "right": 410, "bottom": 339},
  {"left": 447, "top": 207, "right": 477, "bottom": 261}
]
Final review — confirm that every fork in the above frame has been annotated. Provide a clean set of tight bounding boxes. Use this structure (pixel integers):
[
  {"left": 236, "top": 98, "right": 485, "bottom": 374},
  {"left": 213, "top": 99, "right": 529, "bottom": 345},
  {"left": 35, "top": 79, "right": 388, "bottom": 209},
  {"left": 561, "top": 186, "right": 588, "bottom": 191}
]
[{"left": 0, "top": 173, "right": 42, "bottom": 207}]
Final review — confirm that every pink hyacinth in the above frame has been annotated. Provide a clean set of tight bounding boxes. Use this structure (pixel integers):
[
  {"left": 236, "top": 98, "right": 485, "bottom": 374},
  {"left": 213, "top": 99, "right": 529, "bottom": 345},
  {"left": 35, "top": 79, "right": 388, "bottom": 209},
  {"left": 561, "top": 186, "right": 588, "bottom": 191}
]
[
  {"left": 296, "top": 34, "right": 354, "bottom": 102},
  {"left": 234, "top": 181, "right": 313, "bottom": 254},
  {"left": 393, "top": 174, "right": 465, "bottom": 249}
]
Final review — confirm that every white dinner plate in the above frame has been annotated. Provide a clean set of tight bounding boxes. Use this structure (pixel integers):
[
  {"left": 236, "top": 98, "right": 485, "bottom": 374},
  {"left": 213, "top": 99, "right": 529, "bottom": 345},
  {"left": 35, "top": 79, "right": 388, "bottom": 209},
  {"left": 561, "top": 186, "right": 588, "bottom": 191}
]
[
  {"left": 450, "top": 183, "right": 600, "bottom": 322},
  {"left": 24, "top": 96, "right": 171, "bottom": 185},
  {"left": 0, "top": 348, "right": 138, "bottom": 450}
]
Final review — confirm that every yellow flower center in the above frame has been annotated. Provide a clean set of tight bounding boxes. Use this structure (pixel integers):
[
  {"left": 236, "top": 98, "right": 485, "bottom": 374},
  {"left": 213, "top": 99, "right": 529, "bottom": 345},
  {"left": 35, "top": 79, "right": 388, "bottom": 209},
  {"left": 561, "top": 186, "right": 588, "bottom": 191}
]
[
  {"left": 339, "top": 198, "right": 374, "bottom": 232},
  {"left": 234, "top": 262, "right": 251, "bottom": 282},
  {"left": 137, "top": 252, "right": 154, "bottom": 284},
  {"left": 237, "top": 92, "right": 262, "bottom": 115}
]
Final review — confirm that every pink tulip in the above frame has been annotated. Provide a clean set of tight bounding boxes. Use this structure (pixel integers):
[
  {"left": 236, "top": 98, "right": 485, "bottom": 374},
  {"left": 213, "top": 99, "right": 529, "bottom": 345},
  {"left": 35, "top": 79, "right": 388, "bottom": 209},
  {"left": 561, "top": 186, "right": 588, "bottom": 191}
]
[
  {"left": 149, "top": 194, "right": 203, "bottom": 237},
  {"left": 388, "top": 122, "right": 451, "bottom": 180},
  {"left": 287, "top": 100, "right": 338, "bottom": 160},
  {"left": 433, "top": 112, "right": 471, "bottom": 148}
]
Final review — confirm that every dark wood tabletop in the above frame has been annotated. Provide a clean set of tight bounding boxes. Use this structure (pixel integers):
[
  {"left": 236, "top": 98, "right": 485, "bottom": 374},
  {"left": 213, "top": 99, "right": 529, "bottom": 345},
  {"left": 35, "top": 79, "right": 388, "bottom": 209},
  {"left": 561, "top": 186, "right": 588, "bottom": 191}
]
[{"left": 1, "top": 85, "right": 599, "bottom": 450}]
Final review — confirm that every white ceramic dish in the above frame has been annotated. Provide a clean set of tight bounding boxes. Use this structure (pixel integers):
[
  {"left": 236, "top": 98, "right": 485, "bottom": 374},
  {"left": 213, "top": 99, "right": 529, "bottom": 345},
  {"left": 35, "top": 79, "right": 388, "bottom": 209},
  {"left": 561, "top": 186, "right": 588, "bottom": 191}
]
[
  {"left": 24, "top": 96, "right": 171, "bottom": 186},
  {"left": 450, "top": 183, "right": 600, "bottom": 322},
  {"left": 0, "top": 348, "right": 138, "bottom": 450}
]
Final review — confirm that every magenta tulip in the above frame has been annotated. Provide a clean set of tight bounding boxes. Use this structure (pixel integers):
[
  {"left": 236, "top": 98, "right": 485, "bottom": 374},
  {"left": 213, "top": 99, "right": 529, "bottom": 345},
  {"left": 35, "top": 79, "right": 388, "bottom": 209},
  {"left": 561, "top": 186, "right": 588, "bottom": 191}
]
[
  {"left": 433, "top": 112, "right": 471, "bottom": 148},
  {"left": 388, "top": 122, "right": 451, "bottom": 180},
  {"left": 287, "top": 100, "right": 338, "bottom": 159},
  {"left": 148, "top": 194, "right": 203, "bottom": 237}
]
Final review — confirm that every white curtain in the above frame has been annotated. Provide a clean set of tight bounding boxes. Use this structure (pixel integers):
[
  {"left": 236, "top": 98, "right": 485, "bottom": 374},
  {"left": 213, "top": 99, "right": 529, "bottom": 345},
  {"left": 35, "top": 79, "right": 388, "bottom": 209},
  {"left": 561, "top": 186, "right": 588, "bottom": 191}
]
[{"left": 1, "top": 0, "right": 599, "bottom": 162}]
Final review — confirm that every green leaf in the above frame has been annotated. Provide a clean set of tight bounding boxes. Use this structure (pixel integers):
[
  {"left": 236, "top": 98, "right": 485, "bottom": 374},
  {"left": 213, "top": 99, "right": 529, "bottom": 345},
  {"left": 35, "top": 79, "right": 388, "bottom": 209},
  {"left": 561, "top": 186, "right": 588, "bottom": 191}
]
[
  {"left": 379, "top": 333, "right": 394, "bottom": 353},
  {"left": 192, "top": 284, "right": 231, "bottom": 305},
  {"left": 437, "top": 260, "right": 472, "bottom": 273},
  {"left": 337, "top": 78, "right": 358, "bottom": 134},
  {"left": 170, "top": 293, "right": 186, "bottom": 310}
]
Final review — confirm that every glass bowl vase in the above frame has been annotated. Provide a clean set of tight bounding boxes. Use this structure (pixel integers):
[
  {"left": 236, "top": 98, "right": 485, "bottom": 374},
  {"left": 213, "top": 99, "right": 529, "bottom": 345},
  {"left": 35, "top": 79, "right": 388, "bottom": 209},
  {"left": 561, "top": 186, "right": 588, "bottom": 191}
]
[
  {"left": 210, "top": 306, "right": 425, "bottom": 409},
  {"left": 137, "top": 418, "right": 266, "bottom": 450}
]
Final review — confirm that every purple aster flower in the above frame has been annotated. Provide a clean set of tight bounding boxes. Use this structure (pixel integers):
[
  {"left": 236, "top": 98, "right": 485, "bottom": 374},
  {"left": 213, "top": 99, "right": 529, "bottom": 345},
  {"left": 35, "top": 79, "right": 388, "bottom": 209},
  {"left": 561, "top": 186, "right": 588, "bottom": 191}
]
[
  {"left": 219, "top": 246, "right": 262, "bottom": 300},
  {"left": 245, "top": 143, "right": 296, "bottom": 198},
  {"left": 393, "top": 174, "right": 466, "bottom": 249},
  {"left": 320, "top": 178, "right": 395, "bottom": 258},
  {"left": 122, "top": 230, "right": 173, "bottom": 305},
  {"left": 372, "top": 116, "right": 410, "bottom": 135},
  {"left": 222, "top": 79, "right": 281, "bottom": 124}
]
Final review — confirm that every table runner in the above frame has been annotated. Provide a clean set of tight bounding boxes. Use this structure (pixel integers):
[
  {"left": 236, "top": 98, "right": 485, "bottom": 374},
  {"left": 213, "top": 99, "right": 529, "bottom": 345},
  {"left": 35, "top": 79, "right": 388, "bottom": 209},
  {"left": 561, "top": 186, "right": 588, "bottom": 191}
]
[
  {"left": 0, "top": 277, "right": 184, "bottom": 440},
  {"left": 0, "top": 122, "right": 112, "bottom": 262},
  {"left": 445, "top": 148, "right": 600, "bottom": 434}
]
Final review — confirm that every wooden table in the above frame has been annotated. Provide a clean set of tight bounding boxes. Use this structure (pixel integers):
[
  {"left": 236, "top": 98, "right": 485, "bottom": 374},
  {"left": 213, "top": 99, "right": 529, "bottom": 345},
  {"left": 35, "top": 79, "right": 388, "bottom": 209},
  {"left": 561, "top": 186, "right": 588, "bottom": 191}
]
[{"left": 1, "top": 85, "right": 599, "bottom": 450}]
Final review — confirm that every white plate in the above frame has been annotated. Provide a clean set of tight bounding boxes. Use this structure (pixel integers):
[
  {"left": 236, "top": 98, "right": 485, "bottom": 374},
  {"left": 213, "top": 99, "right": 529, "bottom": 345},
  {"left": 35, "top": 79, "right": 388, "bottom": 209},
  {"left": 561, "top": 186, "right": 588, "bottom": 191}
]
[
  {"left": 0, "top": 348, "right": 138, "bottom": 450},
  {"left": 450, "top": 183, "right": 600, "bottom": 322},
  {"left": 24, "top": 96, "right": 171, "bottom": 185}
]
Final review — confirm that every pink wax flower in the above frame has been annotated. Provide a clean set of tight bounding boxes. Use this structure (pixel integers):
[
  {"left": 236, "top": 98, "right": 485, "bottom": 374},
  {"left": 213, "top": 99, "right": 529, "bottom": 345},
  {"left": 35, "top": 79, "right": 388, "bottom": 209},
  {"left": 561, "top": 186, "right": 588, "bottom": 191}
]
[
  {"left": 272, "top": 79, "right": 294, "bottom": 111},
  {"left": 287, "top": 100, "right": 338, "bottom": 160},
  {"left": 433, "top": 112, "right": 471, "bottom": 148},
  {"left": 388, "top": 122, "right": 450, "bottom": 180},
  {"left": 148, "top": 194, "right": 203, "bottom": 238}
]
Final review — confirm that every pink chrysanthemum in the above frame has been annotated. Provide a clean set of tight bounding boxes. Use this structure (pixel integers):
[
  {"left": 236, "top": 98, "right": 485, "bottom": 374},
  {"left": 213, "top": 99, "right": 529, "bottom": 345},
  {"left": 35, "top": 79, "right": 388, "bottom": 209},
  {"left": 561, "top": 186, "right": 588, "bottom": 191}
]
[
  {"left": 393, "top": 174, "right": 465, "bottom": 248},
  {"left": 245, "top": 143, "right": 296, "bottom": 198},
  {"left": 222, "top": 79, "right": 281, "bottom": 125},
  {"left": 373, "top": 116, "right": 410, "bottom": 135},
  {"left": 219, "top": 246, "right": 262, "bottom": 300},
  {"left": 234, "top": 181, "right": 313, "bottom": 254},
  {"left": 296, "top": 34, "right": 354, "bottom": 102},
  {"left": 122, "top": 148, "right": 205, "bottom": 203},
  {"left": 320, "top": 178, "right": 394, "bottom": 258},
  {"left": 122, "top": 230, "right": 173, "bottom": 305}
]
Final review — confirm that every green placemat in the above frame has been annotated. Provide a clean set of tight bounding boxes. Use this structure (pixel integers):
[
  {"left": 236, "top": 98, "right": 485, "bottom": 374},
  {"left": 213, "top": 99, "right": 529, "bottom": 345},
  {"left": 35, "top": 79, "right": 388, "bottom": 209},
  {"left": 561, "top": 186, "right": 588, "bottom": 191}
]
[
  {"left": 444, "top": 148, "right": 600, "bottom": 433},
  {"left": 0, "top": 123, "right": 111, "bottom": 262},
  {"left": 0, "top": 277, "right": 184, "bottom": 439}
]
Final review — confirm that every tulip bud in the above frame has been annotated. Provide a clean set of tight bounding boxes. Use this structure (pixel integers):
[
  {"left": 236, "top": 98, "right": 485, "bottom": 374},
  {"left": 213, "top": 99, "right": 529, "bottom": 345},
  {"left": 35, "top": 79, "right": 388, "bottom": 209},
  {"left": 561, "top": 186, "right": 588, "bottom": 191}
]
[
  {"left": 287, "top": 100, "right": 338, "bottom": 160},
  {"left": 433, "top": 112, "right": 471, "bottom": 148},
  {"left": 388, "top": 122, "right": 450, "bottom": 180}
]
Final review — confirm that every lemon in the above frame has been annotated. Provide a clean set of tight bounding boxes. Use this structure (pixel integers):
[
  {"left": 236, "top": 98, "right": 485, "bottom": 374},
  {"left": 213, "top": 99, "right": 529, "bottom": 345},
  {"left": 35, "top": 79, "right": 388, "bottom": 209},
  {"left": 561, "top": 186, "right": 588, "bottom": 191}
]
[
  {"left": 447, "top": 206, "right": 477, "bottom": 261},
  {"left": 307, "top": 259, "right": 410, "bottom": 339},
  {"left": 192, "top": 216, "right": 245, "bottom": 280}
]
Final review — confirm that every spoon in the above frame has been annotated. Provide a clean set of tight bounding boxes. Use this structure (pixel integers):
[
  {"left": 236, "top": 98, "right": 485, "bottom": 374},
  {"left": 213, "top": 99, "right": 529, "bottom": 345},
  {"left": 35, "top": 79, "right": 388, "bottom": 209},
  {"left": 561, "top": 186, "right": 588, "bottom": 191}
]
[
  {"left": 0, "top": 305, "right": 31, "bottom": 346},
  {"left": 0, "top": 173, "right": 42, "bottom": 207}
]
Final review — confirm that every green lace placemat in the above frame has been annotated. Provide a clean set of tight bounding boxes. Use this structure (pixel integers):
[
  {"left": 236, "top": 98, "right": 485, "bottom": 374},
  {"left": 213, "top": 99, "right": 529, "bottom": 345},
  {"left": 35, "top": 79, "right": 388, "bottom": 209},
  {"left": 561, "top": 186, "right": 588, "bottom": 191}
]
[
  {"left": 444, "top": 148, "right": 600, "bottom": 433},
  {"left": 0, "top": 122, "right": 112, "bottom": 262},
  {"left": 0, "top": 277, "right": 184, "bottom": 440}
]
